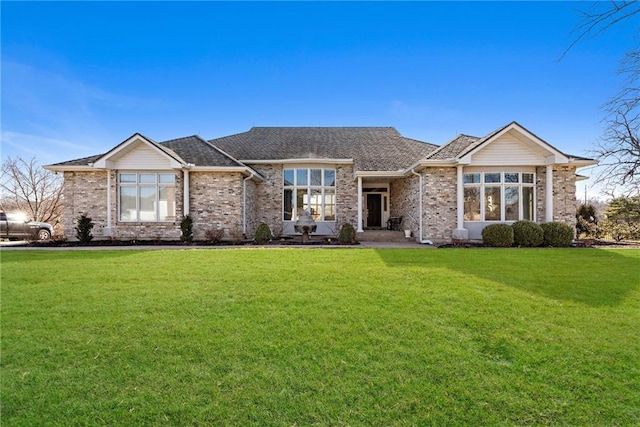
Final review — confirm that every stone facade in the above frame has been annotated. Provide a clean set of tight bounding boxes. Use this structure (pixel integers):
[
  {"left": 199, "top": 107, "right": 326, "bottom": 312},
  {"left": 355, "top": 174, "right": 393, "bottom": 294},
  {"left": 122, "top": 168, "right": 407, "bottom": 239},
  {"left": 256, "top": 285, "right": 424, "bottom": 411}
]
[
  {"left": 389, "top": 175, "right": 420, "bottom": 236},
  {"left": 389, "top": 168, "right": 457, "bottom": 242},
  {"left": 249, "top": 164, "right": 283, "bottom": 237},
  {"left": 189, "top": 172, "right": 244, "bottom": 240},
  {"left": 62, "top": 171, "right": 109, "bottom": 239},
  {"left": 536, "top": 166, "right": 577, "bottom": 227},
  {"left": 61, "top": 162, "right": 578, "bottom": 243},
  {"left": 423, "top": 167, "right": 457, "bottom": 242},
  {"left": 553, "top": 166, "right": 577, "bottom": 225},
  {"left": 335, "top": 165, "right": 359, "bottom": 232}
]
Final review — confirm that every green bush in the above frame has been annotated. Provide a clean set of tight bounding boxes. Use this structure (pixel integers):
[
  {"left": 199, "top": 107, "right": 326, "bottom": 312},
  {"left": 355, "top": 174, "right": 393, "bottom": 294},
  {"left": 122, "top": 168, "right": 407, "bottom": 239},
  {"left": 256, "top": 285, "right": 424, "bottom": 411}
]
[
  {"left": 75, "top": 213, "right": 94, "bottom": 244},
  {"left": 180, "top": 215, "right": 194, "bottom": 243},
  {"left": 338, "top": 222, "right": 357, "bottom": 244},
  {"left": 481, "top": 224, "right": 514, "bottom": 247},
  {"left": 541, "top": 222, "right": 574, "bottom": 247},
  {"left": 254, "top": 222, "right": 272, "bottom": 244},
  {"left": 511, "top": 220, "right": 544, "bottom": 247}
]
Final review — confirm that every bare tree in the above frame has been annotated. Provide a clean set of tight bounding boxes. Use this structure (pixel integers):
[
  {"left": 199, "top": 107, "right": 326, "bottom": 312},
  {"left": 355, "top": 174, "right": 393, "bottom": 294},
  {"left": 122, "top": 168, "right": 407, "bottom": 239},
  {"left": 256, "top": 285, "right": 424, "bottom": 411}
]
[
  {"left": 0, "top": 156, "right": 64, "bottom": 225},
  {"left": 566, "top": 1, "right": 640, "bottom": 196}
]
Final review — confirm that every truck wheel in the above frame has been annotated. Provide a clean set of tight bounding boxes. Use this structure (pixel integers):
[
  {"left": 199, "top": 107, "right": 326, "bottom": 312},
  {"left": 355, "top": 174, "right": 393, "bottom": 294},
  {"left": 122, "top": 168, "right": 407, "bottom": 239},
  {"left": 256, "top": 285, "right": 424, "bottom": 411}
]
[{"left": 37, "top": 229, "right": 51, "bottom": 240}]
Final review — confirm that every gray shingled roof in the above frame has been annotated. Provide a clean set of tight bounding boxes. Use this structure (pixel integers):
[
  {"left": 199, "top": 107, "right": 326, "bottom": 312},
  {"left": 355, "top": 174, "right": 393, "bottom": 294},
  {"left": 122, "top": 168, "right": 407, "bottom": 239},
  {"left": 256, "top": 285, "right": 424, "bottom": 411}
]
[
  {"left": 161, "top": 135, "right": 245, "bottom": 168},
  {"left": 425, "top": 134, "right": 480, "bottom": 160},
  {"left": 49, "top": 134, "right": 247, "bottom": 169},
  {"left": 209, "top": 127, "right": 438, "bottom": 171}
]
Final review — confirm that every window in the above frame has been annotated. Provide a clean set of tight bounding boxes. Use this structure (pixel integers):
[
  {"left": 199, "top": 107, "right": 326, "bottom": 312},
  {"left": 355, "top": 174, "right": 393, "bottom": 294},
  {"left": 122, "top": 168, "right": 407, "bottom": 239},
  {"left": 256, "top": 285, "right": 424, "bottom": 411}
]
[
  {"left": 283, "top": 168, "right": 336, "bottom": 221},
  {"left": 118, "top": 172, "right": 176, "bottom": 222},
  {"left": 463, "top": 172, "right": 535, "bottom": 222}
]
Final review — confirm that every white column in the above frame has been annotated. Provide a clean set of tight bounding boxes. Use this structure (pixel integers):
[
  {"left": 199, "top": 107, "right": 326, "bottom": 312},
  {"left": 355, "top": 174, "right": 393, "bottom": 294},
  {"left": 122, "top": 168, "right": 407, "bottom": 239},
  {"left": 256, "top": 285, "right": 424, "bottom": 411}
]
[
  {"left": 545, "top": 165, "right": 553, "bottom": 222},
  {"left": 183, "top": 169, "right": 190, "bottom": 217},
  {"left": 357, "top": 176, "right": 364, "bottom": 232},
  {"left": 104, "top": 170, "right": 112, "bottom": 236},
  {"left": 452, "top": 165, "right": 469, "bottom": 240}
]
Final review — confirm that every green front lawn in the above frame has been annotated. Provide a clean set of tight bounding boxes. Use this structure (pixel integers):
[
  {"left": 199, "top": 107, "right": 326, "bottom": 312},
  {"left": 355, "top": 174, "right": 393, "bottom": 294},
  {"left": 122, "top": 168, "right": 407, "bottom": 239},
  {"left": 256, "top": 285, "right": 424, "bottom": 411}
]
[{"left": 2, "top": 248, "right": 639, "bottom": 426}]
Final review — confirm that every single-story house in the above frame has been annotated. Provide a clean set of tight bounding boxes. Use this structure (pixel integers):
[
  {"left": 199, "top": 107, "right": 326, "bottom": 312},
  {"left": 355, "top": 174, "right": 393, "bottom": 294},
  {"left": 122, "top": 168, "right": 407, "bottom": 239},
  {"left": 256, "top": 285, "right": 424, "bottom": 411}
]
[{"left": 45, "top": 121, "right": 597, "bottom": 242}]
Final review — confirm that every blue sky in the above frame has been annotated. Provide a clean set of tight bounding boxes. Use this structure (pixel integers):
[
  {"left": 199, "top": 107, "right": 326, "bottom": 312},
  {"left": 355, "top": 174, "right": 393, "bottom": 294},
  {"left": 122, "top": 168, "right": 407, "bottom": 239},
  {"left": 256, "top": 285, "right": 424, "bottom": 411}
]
[{"left": 1, "top": 1, "right": 637, "bottom": 198}]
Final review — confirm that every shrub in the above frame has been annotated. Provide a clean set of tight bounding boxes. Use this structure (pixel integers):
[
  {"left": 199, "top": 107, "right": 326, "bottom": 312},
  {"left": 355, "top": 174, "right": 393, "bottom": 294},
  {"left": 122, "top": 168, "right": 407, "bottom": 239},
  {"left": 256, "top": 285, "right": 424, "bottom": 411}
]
[
  {"left": 576, "top": 204, "right": 598, "bottom": 236},
  {"left": 180, "top": 215, "right": 194, "bottom": 243},
  {"left": 511, "top": 220, "right": 544, "bottom": 247},
  {"left": 204, "top": 227, "right": 225, "bottom": 244},
  {"left": 254, "top": 222, "right": 272, "bottom": 244},
  {"left": 600, "top": 220, "right": 640, "bottom": 242},
  {"left": 75, "top": 213, "right": 94, "bottom": 244},
  {"left": 541, "top": 222, "right": 574, "bottom": 247},
  {"left": 481, "top": 224, "right": 513, "bottom": 247},
  {"left": 338, "top": 222, "right": 356, "bottom": 244}
]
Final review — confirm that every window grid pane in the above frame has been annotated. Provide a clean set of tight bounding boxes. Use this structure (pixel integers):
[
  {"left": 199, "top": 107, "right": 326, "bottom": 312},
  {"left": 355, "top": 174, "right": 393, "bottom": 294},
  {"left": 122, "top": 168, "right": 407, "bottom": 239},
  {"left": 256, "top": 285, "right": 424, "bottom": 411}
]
[
  {"left": 484, "top": 186, "right": 501, "bottom": 221},
  {"left": 485, "top": 173, "right": 501, "bottom": 183},
  {"left": 464, "top": 173, "right": 481, "bottom": 184},
  {"left": 505, "top": 173, "right": 519, "bottom": 183},
  {"left": 505, "top": 186, "right": 519, "bottom": 221},
  {"left": 283, "top": 168, "right": 336, "bottom": 221},
  {"left": 464, "top": 187, "right": 481, "bottom": 221}
]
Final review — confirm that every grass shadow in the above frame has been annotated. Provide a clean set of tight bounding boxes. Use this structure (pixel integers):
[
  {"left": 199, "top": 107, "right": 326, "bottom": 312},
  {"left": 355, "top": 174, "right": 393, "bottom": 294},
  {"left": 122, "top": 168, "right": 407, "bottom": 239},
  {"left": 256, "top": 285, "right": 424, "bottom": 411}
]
[{"left": 374, "top": 248, "right": 640, "bottom": 307}]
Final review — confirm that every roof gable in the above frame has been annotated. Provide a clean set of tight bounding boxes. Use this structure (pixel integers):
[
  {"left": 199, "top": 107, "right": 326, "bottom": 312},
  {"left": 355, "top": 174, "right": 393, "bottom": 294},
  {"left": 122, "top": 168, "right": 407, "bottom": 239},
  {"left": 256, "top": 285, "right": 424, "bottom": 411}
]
[
  {"left": 458, "top": 122, "right": 568, "bottom": 165},
  {"left": 93, "top": 133, "right": 184, "bottom": 169}
]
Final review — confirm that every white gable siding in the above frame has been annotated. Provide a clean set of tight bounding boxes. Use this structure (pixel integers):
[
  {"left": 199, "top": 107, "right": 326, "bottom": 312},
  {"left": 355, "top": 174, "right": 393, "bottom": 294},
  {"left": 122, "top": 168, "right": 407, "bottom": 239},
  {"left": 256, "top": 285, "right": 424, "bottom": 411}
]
[
  {"left": 470, "top": 130, "right": 548, "bottom": 165},
  {"left": 112, "top": 142, "right": 174, "bottom": 169}
]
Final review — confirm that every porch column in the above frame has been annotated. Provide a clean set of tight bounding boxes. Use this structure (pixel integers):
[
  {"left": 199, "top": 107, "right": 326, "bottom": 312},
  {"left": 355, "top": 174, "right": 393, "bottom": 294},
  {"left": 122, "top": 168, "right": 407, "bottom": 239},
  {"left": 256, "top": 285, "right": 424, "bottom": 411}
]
[
  {"left": 545, "top": 165, "right": 553, "bottom": 222},
  {"left": 104, "top": 170, "right": 112, "bottom": 236},
  {"left": 357, "top": 176, "right": 363, "bottom": 232},
  {"left": 183, "top": 169, "right": 190, "bottom": 217},
  {"left": 452, "top": 165, "right": 469, "bottom": 240}
]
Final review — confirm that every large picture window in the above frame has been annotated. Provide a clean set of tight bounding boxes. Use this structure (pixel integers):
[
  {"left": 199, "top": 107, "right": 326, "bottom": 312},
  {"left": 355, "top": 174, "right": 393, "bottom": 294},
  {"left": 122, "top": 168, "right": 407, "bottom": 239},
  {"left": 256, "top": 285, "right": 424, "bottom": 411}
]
[
  {"left": 118, "top": 172, "right": 176, "bottom": 222},
  {"left": 283, "top": 168, "right": 336, "bottom": 221},
  {"left": 463, "top": 172, "right": 535, "bottom": 222}
]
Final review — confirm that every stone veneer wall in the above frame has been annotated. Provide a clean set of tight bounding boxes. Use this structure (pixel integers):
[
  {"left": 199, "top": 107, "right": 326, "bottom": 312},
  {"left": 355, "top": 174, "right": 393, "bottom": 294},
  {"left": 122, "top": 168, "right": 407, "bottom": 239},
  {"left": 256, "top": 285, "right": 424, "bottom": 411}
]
[
  {"left": 552, "top": 166, "right": 577, "bottom": 225},
  {"left": 389, "top": 175, "right": 420, "bottom": 236},
  {"left": 535, "top": 166, "right": 577, "bottom": 227},
  {"left": 62, "top": 171, "right": 109, "bottom": 239},
  {"left": 189, "top": 172, "right": 244, "bottom": 240},
  {"left": 423, "top": 167, "right": 457, "bottom": 242},
  {"left": 250, "top": 164, "right": 284, "bottom": 237},
  {"left": 335, "top": 164, "right": 359, "bottom": 232}
]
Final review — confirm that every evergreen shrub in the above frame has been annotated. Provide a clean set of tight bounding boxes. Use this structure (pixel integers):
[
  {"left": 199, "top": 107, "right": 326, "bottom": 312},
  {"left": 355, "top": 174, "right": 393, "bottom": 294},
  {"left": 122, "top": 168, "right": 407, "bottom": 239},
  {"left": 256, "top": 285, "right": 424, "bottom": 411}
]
[
  {"left": 541, "top": 222, "right": 574, "bottom": 247},
  {"left": 481, "top": 224, "right": 513, "bottom": 247},
  {"left": 254, "top": 222, "right": 273, "bottom": 244},
  {"left": 75, "top": 213, "right": 94, "bottom": 244},
  {"left": 338, "top": 223, "right": 356, "bottom": 244},
  {"left": 512, "top": 220, "right": 544, "bottom": 247},
  {"left": 180, "top": 215, "right": 194, "bottom": 243}
]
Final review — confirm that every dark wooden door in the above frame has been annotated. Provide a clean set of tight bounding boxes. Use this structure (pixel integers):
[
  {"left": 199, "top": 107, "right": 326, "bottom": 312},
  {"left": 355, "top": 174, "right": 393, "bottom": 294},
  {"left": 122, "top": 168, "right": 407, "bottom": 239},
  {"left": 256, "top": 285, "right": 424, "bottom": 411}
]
[{"left": 366, "top": 194, "right": 382, "bottom": 228}]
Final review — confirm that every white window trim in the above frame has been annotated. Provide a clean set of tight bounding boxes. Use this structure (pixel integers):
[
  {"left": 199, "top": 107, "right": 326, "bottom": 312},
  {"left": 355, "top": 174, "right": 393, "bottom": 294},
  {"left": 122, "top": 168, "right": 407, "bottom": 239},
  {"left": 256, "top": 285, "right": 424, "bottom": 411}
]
[
  {"left": 463, "top": 171, "right": 536, "bottom": 222},
  {"left": 118, "top": 171, "right": 177, "bottom": 223},
  {"left": 283, "top": 167, "right": 337, "bottom": 222}
]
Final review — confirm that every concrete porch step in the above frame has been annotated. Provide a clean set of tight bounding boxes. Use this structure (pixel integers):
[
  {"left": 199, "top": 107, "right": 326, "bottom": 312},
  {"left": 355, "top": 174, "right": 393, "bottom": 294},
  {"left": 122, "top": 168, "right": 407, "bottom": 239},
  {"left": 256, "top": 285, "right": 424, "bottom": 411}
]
[{"left": 357, "top": 230, "right": 411, "bottom": 242}]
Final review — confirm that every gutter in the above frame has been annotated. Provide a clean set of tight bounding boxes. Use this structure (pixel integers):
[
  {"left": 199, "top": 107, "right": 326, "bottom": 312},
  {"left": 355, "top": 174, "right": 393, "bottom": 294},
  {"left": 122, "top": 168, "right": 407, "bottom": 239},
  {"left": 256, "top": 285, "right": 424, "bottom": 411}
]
[{"left": 410, "top": 169, "right": 434, "bottom": 245}]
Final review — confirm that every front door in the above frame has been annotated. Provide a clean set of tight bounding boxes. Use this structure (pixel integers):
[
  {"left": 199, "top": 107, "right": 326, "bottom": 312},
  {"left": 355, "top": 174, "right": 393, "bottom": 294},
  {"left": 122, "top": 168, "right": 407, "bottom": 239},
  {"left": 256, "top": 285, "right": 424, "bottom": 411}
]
[{"left": 366, "top": 194, "right": 382, "bottom": 228}]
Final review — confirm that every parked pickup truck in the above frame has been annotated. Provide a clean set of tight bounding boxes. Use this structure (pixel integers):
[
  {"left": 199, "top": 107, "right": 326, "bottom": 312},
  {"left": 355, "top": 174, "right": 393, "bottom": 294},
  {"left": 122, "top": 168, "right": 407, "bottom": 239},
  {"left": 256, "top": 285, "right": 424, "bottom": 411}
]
[{"left": 0, "top": 212, "right": 54, "bottom": 240}]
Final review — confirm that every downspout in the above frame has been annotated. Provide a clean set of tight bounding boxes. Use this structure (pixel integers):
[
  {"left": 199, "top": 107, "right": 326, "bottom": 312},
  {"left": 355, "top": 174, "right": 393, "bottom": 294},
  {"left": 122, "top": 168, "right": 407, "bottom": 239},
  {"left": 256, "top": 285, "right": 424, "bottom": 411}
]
[
  {"left": 410, "top": 169, "right": 434, "bottom": 245},
  {"left": 243, "top": 172, "right": 255, "bottom": 235}
]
